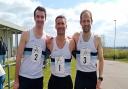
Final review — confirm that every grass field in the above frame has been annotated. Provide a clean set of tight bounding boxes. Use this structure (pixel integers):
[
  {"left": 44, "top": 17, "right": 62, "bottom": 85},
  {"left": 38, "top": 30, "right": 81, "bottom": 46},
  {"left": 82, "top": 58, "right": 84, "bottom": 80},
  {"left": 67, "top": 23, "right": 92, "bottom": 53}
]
[
  {"left": 3, "top": 54, "right": 128, "bottom": 89},
  {"left": 104, "top": 48, "right": 128, "bottom": 60},
  {"left": 4, "top": 59, "right": 76, "bottom": 89}
]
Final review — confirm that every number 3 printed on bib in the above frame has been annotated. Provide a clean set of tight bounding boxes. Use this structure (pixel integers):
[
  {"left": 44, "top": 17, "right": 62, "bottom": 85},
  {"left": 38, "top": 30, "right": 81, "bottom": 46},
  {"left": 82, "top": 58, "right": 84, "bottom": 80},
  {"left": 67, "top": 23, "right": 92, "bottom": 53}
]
[
  {"left": 80, "top": 48, "right": 91, "bottom": 65},
  {"left": 31, "top": 45, "right": 42, "bottom": 62},
  {"left": 55, "top": 56, "right": 65, "bottom": 74}
]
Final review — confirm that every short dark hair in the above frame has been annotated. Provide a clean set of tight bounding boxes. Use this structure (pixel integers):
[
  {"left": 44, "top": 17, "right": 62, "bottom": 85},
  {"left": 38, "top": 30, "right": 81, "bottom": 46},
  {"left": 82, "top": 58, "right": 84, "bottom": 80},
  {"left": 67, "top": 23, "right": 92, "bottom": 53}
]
[
  {"left": 34, "top": 6, "right": 46, "bottom": 19},
  {"left": 55, "top": 15, "right": 66, "bottom": 22},
  {"left": 80, "top": 10, "right": 93, "bottom": 21}
]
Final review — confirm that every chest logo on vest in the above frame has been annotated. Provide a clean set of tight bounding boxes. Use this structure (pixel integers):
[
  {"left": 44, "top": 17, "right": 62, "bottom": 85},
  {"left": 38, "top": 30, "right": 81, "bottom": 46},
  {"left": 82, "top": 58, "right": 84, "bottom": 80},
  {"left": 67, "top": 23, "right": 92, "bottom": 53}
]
[
  {"left": 80, "top": 48, "right": 91, "bottom": 65},
  {"left": 55, "top": 56, "right": 65, "bottom": 74},
  {"left": 31, "top": 45, "right": 42, "bottom": 62}
]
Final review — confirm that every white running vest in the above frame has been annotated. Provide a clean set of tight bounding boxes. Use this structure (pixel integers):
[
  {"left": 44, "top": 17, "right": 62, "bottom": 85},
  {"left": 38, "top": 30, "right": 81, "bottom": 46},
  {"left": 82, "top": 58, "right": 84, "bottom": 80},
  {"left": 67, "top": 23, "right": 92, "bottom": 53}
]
[
  {"left": 50, "top": 38, "right": 72, "bottom": 77},
  {"left": 76, "top": 32, "right": 97, "bottom": 72},
  {"left": 19, "top": 29, "right": 46, "bottom": 79},
  {"left": 0, "top": 64, "right": 5, "bottom": 76}
]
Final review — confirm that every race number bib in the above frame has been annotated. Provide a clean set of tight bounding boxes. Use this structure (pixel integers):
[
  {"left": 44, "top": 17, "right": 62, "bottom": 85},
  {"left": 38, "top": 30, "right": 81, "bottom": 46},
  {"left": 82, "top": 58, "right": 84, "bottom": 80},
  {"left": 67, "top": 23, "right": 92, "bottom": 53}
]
[
  {"left": 55, "top": 56, "right": 65, "bottom": 74},
  {"left": 31, "top": 45, "right": 42, "bottom": 62},
  {"left": 80, "top": 48, "right": 91, "bottom": 65}
]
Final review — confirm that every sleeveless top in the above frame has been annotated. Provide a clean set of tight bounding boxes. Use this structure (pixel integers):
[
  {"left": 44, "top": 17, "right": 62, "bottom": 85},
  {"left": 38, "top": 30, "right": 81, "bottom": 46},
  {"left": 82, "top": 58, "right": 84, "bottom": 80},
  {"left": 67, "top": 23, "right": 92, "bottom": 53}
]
[
  {"left": 76, "top": 32, "right": 98, "bottom": 72},
  {"left": 19, "top": 29, "right": 46, "bottom": 79},
  {"left": 50, "top": 37, "right": 72, "bottom": 77}
]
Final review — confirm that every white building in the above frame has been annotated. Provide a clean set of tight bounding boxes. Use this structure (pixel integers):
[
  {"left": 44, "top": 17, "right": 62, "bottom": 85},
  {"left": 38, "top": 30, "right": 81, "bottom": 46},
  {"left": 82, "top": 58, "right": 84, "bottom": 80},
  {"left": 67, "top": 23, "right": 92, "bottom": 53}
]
[{"left": 0, "top": 19, "right": 24, "bottom": 58}]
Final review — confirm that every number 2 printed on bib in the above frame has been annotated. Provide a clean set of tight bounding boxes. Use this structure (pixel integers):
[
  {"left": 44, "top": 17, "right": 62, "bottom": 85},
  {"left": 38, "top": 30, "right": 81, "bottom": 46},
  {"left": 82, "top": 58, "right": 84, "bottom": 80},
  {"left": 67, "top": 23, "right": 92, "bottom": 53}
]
[
  {"left": 55, "top": 56, "right": 65, "bottom": 74},
  {"left": 31, "top": 45, "right": 42, "bottom": 62},
  {"left": 80, "top": 48, "right": 91, "bottom": 65}
]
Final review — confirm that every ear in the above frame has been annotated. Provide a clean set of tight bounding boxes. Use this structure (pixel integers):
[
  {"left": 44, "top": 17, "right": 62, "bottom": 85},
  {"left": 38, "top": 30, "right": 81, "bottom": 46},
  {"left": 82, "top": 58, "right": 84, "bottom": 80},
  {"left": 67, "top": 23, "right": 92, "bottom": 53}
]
[
  {"left": 34, "top": 16, "right": 36, "bottom": 21},
  {"left": 91, "top": 19, "right": 93, "bottom": 24},
  {"left": 91, "top": 20, "right": 93, "bottom": 25},
  {"left": 55, "top": 24, "right": 57, "bottom": 30},
  {"left": 66, "top": 24, "right": 67, "bottom": 29},
  {"left": 80, "top": 20, "right": 82, "bottom": 25}
]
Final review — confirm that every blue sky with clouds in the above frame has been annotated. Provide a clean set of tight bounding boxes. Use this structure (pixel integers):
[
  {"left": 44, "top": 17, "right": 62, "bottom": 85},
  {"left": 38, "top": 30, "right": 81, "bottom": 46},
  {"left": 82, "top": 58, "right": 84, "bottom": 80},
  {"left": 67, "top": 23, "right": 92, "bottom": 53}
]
[
  {"left": 38, "top": 0, "right": 117, "bottom": 8},
  {"left": 0, "top": 0, "right": 128, "bottom": 47},
  {"left": 39, "top": 0, "right": 95, "bottom": 8}
]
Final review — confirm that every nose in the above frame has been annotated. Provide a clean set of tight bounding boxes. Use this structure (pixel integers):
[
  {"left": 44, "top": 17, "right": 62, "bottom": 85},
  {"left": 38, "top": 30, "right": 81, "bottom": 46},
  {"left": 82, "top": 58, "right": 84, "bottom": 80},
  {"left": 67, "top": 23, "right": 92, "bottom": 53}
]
[
  {"left": 59, "top": 24, "right": 63, "bottom": 28},
  {"left": 84, "top": 21, "right": 89, "bottom": 25},
  {"left": 38, "top": 17, "right": 43, "bottom": 21}
]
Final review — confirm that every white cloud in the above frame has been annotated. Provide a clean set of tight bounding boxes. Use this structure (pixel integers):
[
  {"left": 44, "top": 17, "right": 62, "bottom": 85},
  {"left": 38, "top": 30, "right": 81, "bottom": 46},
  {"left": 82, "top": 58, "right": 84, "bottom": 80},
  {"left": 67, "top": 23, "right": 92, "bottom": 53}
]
[
  {"left": 0, "top": 0, "right": 128, "bottom": 46},
  {"left": 0, "top": 0, "right": 41, "bottom": 27}
]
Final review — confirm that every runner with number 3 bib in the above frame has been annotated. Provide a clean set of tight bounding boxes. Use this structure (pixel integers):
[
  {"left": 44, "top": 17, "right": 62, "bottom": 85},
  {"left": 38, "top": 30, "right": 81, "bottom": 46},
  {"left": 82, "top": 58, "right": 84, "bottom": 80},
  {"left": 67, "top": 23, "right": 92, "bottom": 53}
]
[{"left": 73, "top": 10, "right": 104, "bottom": 89}]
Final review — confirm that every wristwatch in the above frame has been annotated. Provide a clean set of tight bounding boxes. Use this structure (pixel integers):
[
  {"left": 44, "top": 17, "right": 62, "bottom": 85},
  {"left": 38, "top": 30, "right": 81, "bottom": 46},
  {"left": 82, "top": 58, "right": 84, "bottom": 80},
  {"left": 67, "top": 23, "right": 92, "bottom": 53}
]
[{"left": 98, "top": 77, "right": 103, "bottom": 81}]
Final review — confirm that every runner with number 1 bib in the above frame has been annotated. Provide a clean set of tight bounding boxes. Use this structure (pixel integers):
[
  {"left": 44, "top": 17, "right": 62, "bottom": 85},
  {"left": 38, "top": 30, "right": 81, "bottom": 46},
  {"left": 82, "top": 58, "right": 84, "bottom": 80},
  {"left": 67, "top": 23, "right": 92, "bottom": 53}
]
[{"left": 47, "top": 15, "right": 75, "bottom": 89}]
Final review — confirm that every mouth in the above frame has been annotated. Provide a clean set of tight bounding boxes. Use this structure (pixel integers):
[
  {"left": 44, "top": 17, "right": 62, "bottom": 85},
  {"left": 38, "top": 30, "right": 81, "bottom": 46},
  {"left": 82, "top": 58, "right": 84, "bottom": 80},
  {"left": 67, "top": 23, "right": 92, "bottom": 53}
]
[
  {"left": 37, "top": 21, "right": 44, "bottom": 24},
  {"left": 58, "top": 28, "right": 65, "bottom": 30}
]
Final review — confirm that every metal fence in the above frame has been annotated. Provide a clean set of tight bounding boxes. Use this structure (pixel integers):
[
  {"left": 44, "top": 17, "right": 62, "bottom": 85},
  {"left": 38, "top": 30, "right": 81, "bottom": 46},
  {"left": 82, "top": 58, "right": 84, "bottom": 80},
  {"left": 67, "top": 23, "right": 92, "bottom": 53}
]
[{"left": 3, "top": 63, "right": 15, "bottom": 89}]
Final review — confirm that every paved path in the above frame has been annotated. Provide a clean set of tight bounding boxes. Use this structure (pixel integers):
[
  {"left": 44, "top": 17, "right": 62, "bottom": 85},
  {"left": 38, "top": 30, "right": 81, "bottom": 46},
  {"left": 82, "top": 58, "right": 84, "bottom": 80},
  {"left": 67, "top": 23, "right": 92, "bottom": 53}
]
[{"left": 101, "top": 60, "right": 128, "bottom": 89}]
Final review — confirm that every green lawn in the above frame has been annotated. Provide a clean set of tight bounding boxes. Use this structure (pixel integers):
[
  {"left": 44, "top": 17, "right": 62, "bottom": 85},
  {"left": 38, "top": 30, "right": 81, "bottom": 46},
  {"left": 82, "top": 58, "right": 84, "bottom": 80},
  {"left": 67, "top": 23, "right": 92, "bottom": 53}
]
[
  {"left": 4, "top": 59, "right": 77, "bottom": 89},
  {"left": 4, "top": 58, "right": 128, "bottom": 89}
]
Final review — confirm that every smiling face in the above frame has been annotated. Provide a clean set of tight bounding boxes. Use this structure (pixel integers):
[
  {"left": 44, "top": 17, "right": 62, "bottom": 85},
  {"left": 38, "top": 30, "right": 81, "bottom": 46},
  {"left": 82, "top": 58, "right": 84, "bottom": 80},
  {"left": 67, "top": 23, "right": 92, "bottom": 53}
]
[
  {"left": 34, "top": 6, "right": 46, "bottom": 29},
  {"left": 55, "top": 16, "right": 67, "bottom": 36},
  {"left": 34, "top": 10, "right": 46, "bottom": 28},
  {"left": 80, "top": 10, "right": 93, "bottom": 33}
]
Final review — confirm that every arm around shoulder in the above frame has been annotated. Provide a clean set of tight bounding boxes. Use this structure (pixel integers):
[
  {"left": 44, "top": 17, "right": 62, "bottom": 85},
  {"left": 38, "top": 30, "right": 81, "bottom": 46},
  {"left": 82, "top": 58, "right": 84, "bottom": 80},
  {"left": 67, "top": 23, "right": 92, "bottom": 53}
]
[{"left": 46, "top": 36, "right": 53, "bottom": 52}]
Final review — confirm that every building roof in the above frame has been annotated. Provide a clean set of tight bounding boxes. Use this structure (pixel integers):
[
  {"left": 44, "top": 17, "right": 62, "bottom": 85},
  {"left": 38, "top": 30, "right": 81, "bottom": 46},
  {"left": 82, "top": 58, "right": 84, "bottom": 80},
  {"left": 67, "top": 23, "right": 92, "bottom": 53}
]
[{"left": 0, "top": 19, "right": 25, "bottom": 33}]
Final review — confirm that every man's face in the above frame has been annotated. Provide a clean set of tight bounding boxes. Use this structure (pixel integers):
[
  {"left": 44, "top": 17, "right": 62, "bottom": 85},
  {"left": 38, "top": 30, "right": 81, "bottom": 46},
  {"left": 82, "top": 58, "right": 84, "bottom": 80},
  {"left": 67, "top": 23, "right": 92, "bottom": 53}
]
[
  {"left": 80, "top": 12, "right": 92, "bottom": 33},
  {"left": 55, "top": 18, "right": 67, "bottom": 35},
  {"left": 34, "top": 10, "right": 46, "bottom": 28}
]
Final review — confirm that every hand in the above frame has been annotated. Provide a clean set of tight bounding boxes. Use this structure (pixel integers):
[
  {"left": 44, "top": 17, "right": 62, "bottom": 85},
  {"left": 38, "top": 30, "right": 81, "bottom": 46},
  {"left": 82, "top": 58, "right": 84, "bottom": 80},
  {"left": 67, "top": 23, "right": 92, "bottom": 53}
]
[
  {"left": 96, "top": 79, "right": 102, "bottom": 89},
  {"left": 13, "top": 81, "right": 19, "bottom": 89}
]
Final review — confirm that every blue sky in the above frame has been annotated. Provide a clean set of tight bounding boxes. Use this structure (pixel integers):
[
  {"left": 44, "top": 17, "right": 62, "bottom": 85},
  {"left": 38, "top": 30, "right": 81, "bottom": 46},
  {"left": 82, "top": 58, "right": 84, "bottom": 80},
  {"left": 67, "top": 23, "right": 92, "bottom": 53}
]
[
  {"left": 39, "top": 0, "right": 95, "bottom": 8},
  {"left": 0, "top": 0, "right": 128, "bottom": 47},
  {"left": 37, "top": 0, "right": 117, "bottom": 8}
]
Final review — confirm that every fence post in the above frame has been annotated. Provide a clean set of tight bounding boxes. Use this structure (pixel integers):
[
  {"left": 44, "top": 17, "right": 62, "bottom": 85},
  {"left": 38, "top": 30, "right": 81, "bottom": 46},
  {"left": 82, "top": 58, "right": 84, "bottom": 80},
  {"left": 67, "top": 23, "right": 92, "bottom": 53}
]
[{"left": 7, "top": 64, "right": 10, "bottom": 89}]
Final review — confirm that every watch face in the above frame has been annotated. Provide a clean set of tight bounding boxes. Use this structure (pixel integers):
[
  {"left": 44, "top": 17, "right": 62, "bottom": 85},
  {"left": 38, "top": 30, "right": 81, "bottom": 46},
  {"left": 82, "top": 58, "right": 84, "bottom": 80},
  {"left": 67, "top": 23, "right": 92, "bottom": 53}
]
[{"left": 98, "top": 77, "right": 103, "bottom": 81}]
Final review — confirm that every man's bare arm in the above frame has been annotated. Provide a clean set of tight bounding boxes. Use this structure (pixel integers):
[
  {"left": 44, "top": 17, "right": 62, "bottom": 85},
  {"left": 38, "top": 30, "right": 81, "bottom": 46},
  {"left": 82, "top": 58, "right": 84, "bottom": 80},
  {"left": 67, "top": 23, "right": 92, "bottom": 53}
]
[
  {"left": 14, "top": 31, "right": 28, "bottom": 82},
  {"left": 69, "top": 38, "right": 76, "bottom": 52},
  {"left": 46, "top": 36, "right": 53, "bottom": 52},
  {"left": 97, "top": 36, "right": 104, "bottom": 77}
]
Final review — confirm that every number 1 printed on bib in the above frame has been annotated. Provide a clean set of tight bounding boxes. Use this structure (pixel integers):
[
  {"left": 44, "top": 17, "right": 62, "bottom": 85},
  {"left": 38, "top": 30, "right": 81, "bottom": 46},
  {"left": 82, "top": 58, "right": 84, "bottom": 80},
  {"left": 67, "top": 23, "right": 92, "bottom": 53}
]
[
  {"left": 55, "top": 56, "right": 65, "bottom": 74},
  {"left": 80, "top": 48, "right": 91, "bottom": 65}
]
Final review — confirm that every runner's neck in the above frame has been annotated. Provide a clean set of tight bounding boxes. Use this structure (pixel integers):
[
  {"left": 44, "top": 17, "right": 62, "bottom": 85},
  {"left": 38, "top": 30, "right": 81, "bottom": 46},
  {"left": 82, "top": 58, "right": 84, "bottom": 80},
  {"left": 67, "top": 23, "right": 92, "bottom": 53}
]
[
  {"left": 56, "top": 36, "right": 66, "bottom": 49},
  {"left": 82, "top": 32, "right": 91, "bottom": 42},
  {"left": 33, "top": 27, "right": 43, "bottom": 39}
]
